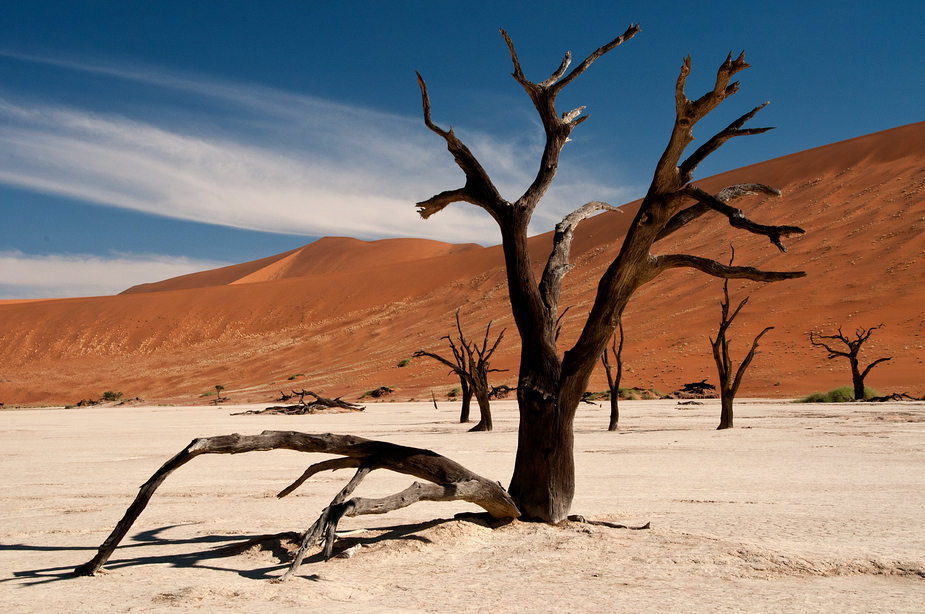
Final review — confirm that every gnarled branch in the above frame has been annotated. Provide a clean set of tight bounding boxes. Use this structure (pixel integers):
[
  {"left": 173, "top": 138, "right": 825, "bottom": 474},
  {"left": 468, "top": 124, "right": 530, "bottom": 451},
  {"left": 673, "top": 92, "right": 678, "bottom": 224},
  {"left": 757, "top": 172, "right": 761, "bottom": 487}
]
[
  {"left": 540, "top": 200, "right": 620, "bottom": 309},
  {"left": 683, "top": 185, "right": 804, "bottom": 251},
  {"left": 74, "top": 431, "right": 519, "bottom": 580},
  {"left": 679, "top": 102, "right": 773, "bottom": 183},
  {"left": 656, "top": 183, "right": 781, "bottom": 242},
  {"left": 415, "top": 72, "right": 507, "bottom": 220},
  {"left": 654, "top": 253, "right": 806, "bottom": 282}
]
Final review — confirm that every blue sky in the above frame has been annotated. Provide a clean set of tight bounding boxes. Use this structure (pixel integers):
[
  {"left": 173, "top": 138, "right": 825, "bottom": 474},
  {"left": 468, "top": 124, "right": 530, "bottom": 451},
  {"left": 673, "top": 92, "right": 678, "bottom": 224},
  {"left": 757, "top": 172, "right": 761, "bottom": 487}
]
[{"left": 1, "top": 1, "right": 922, "bottom": 299}]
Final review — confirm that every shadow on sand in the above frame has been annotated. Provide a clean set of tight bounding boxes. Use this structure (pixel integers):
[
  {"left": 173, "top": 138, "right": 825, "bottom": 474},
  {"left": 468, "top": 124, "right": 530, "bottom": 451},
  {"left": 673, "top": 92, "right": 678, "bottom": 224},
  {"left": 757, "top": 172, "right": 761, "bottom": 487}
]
[{"left": 3, "top": 516, "right": 477, "bottom": 586}]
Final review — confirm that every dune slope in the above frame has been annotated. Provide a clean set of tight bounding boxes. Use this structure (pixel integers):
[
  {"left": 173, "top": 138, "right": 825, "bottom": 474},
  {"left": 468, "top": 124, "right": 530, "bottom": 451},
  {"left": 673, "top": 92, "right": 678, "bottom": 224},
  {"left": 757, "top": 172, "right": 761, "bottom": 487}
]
[{"left": 1, "top": 122, "right": 923, "bottom": 406}]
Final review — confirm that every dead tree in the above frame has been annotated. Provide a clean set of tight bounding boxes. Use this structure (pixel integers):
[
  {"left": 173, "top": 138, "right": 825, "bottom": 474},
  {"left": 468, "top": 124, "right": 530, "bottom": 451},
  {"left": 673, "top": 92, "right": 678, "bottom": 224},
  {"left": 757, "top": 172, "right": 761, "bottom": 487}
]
[
  {"left": 414, "top": 310, "right": 506, "bottom": 431},
  {"left": 76, "top": 31, "right": 810, "bottom": 577},
  {"left": 600, "top": 321, "right": 625, "bottom": 431},
  {"left": 234, "top": 390, "right": 365, "bottom": 415},
  {"left": 74, "top": 432, "right": 519, "bottom": 579},
  {"left": 417, "top": 27, "right": 804, "bottom": 520},
  {"left": 809, "top": 324, "right": 893, "bottom": 400},
  {"left": 710, "top": 252, "right": 773, "bottom": 429}
]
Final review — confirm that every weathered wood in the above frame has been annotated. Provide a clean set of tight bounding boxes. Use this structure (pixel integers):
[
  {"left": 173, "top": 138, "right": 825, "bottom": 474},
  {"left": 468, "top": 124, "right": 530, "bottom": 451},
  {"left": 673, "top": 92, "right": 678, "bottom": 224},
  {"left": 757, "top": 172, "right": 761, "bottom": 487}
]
[
  {"left": 73, "top": 431, "right": 519, "bottom": 579},
  {"left": 233, "top": 390, "right": 364, "bottom": 415}
]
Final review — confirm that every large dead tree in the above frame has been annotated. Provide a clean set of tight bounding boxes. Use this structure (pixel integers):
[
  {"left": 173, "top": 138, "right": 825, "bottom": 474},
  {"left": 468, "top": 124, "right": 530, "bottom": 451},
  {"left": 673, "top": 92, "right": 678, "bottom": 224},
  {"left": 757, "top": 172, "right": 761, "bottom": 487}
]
[
  {"left": 809, "top": 324, "right": 892, "bottom": 400},
  {"left": 414, "top": 310, "right": 506, "bottom": 431},
  {"left": 417, "top": 26, "right": 805, "bottom": 521},
  {"left": 710, "top": 251, "right": 773, "bottom": 429},
  {"left": 600, "top": 321, "right": 625, "bottom": 431},
  {"left": 75, "top": 29, "right": 809, "bottom": 578}
]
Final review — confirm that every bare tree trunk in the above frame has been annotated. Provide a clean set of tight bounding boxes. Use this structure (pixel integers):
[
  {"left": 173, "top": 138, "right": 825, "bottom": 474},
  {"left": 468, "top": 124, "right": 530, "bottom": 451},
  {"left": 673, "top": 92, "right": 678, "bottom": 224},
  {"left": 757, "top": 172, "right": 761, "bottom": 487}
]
[
  {"left": 850, "top": 358, "right": 864, "bottom": 400},
  {"left": 601, "top": 321, "right": 624, "bottom": 431},
  {"left": 459, "top": 379, "right": 472, "bottom": 423},
  {"left": 469, "top": 371, "right": 493, "bottom": 431},
  {"left": 718, "top": 395, "right": 735, "bottom": 430}
]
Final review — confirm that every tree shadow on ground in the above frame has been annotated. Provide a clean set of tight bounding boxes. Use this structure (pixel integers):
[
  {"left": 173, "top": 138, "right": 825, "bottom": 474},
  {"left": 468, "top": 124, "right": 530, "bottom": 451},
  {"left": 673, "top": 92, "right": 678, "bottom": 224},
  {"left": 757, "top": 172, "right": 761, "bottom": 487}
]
[{"left": 3, "top": 516, "right": 475, "bottom": 586}]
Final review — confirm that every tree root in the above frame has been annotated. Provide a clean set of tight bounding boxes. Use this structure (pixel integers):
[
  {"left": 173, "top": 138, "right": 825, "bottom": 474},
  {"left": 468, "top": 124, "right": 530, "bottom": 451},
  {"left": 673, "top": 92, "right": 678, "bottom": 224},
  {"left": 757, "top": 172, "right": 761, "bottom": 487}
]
[
  {"left": 567, "top": 515, "right": 651, "bottom": 530},
  {"left": 73, "top": 431, "right": 519, "bottom": 581}
]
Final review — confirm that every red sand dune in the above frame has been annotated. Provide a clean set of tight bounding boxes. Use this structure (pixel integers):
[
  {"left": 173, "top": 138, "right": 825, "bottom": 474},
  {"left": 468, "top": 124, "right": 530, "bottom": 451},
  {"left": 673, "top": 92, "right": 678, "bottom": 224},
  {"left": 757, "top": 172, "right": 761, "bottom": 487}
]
[{"left": 1, "top": 122, "right": 923, "bottom": 406}]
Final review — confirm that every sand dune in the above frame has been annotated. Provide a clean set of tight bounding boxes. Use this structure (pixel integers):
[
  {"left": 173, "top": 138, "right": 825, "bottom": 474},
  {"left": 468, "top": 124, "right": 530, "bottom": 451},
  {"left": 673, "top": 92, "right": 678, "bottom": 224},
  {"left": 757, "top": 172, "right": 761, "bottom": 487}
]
[{"left": 0, "top": 122, "right": 923, "bottom": 406}]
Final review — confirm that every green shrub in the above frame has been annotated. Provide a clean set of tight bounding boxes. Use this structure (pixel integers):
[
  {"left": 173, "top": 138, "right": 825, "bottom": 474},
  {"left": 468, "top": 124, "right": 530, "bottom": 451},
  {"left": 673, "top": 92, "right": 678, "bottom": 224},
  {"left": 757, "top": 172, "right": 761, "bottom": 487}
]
[
  {"left": 447, "top": 387, "right": 461, "bottom": 398},
  {"left": 396, "top": 359, "right": 411, "bottom": 368},
  {"left": 618, "top": 387, "right": 639, "bottom": 400},
  {"left": 101, "top": 391, "right": 123, "bottom": 402},
  {"left": 287, "top": 373, "right": 304, "bottom": 381},
  {"left": 795, "top": 386, "right": 880, "bottom": 403}
]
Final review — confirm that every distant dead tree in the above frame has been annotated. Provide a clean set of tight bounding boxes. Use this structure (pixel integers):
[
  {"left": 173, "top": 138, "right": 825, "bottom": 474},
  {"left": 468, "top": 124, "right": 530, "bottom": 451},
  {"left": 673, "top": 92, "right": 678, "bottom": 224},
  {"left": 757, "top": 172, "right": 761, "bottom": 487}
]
[
  {"left": 414, "top": 310, "right": 506, "bottom": 431},
  {"left": 711, "top": 250, "right": 773, "bottom": 429},
  {"left": 600, "top": 321, "right": 625, "bottom": 431},
  {"left": 809, "top": 324, "right": 892, "bottom": 400}
]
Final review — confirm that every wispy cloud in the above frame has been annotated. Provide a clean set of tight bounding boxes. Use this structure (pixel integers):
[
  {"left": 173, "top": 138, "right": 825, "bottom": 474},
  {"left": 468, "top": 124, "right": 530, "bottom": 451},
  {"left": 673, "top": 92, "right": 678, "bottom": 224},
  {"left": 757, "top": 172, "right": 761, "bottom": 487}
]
[
  {"left": 0, "top": 53, "right": 640, "bottom": 246},
  {"left": 0, "top": 250, "right": 229, "bottom": 299}
]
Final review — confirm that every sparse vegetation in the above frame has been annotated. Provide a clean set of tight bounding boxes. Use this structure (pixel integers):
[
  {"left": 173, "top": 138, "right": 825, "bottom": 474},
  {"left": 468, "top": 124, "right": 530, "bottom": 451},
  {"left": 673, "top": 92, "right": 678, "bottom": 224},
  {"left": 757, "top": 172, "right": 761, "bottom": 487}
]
[
  {"left": 101, "top": 391, "right": 123, "bottom": 402},
  {"left": 447, "top": 387, "right": 460, "bottom": 398},
  {"left": 361, "top": 386, "right": 394, "bottom": 399},
  {"left": 396, "top": 359, "right": 411, "bottom": 368},
  {"left": 796, "top": 386, "right": 881, "bottom": 403},
  {"left": 287, "top": 373, "right": 305, "bottom": 381}
]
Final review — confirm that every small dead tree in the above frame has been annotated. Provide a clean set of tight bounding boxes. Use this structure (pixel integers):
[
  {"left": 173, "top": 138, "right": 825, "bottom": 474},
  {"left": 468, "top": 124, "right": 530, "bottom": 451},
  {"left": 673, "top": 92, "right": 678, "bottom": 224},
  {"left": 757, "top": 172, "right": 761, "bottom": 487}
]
[
  {"left": 414, "top": 310, "right": 506, "bottom": 431},
  {"left": 600, "top": 321, "right": 625, "bottom": 431},
  {"left": 809, "top": 324, "right": 893, "bottom": 400},
  {"left": 710, "top": 252, "right": 773, "bottom": 429}
]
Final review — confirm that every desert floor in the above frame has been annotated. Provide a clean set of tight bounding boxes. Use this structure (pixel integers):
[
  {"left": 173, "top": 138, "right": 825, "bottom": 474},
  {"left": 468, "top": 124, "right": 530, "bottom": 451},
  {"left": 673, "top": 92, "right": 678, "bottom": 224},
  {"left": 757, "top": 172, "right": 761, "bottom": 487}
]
[{"left": 2, "top": 399, "right": 924, "bottom": 613}]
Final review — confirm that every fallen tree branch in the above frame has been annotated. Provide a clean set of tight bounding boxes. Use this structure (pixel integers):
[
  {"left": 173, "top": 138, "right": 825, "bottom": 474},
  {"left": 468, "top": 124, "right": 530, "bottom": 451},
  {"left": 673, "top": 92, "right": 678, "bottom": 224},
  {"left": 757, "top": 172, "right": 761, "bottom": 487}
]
[
  {"left": 233, "top": 390, "right": 365, "bottom": 415},
  {"left": 73, "top": 431, "right": 519, "bottom": 580}
]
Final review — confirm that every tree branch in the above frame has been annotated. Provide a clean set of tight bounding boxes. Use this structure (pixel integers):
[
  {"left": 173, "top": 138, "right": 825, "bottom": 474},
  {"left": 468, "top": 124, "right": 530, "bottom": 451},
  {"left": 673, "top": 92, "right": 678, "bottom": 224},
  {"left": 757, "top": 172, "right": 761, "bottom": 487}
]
[
  {"left": 654, "top": 254, "right": 806, "bottom": 282},
  {"left": 415, "top": 72, "right": 507, "bottom": 220},
  {"left": 540, "top": 201, "right": 620, "bottom": 309},
  {"left": 74, "top": 431, "right": 520, "bottom": 579},
  {"left": 860, "top": 356, "right": 893, "bottom": 381},
  {"left": 656, "top": 183, "right": 781, "bottom": 242},
  {"left": 683, "top": 185, "right": 804, "bottom": 251},
  {"left": 679, "top": 103, "right": 773, "bottom": 183}
]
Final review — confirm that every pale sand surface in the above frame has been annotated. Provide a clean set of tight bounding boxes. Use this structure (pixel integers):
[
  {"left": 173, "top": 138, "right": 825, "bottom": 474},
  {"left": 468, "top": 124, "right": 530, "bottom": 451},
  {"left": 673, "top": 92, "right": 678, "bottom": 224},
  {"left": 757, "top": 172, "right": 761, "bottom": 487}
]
[{"left": 2, "top": 400, "right": 924, "bottom": 612}]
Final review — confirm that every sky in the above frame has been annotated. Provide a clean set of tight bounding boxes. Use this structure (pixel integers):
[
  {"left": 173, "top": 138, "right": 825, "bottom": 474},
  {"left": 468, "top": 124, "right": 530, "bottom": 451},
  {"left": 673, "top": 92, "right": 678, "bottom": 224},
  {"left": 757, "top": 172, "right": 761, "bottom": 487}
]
[{"left": 0, "top": 1, "right": 922, "bottom": 299}]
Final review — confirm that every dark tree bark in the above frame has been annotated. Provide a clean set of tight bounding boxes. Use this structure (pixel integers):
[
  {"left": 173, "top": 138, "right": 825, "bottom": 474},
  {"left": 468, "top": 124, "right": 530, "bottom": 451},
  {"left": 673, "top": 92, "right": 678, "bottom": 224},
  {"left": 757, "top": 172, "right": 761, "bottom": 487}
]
[
  {"left": 601, "top": 321, "right": 625, "bottom": 431},
  {"left": 74, "top": 431, "right": 519, "bottom": 580},
  {"left": 414, "top": 310, "right": 506, "bottom": 431},
  {"left": 809, "top": 324, "right": 892, "bottom": 400},
  {"left": 418, "top": 28, "right": 805, "bottom": 521},
  {"left": 710, "top": 251, "right": 773, "bottom": 429}
]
